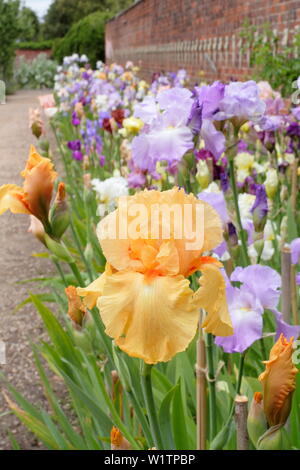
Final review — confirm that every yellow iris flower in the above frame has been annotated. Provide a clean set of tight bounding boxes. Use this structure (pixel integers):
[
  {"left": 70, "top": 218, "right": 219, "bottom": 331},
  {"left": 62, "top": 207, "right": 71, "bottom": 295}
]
[
  {"left": 0, "top": 145, "right": 57, "bottom": 227},
  {"left": 77, "top": 187, "right": 233, "bottom": 364}
]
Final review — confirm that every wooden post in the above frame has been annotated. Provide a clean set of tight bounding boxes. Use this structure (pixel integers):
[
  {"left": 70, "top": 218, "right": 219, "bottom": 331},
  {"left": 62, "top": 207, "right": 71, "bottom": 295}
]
[
  {"left": 196, "top": 312, "right": 207, "bottom": 450},
  {"left": 281, "top": 247, "right": 292, "bottom": 323},
  {"left": 235, "top": 395, "right": 249, "bottom": 450}
]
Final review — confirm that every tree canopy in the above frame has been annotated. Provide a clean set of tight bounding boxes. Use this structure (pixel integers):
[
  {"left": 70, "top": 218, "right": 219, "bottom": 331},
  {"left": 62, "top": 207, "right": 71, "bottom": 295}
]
[
  {"left": 18, "top": 6, "right": 40, "bottom": 41},
  {"left": 43, "top": 0, "right": 134, "bottom": 39},
  {"left": 0, "top": 0, "right": 20, "bottom": 82}
]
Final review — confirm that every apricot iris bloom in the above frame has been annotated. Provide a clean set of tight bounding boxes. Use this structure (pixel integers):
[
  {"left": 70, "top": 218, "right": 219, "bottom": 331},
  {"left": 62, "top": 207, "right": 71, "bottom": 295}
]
[
  {"left": 78, "top": 187, "right": 233, "bottom": 364},
  {"left": 0, "top": 145, "right": 57, "bottom": 228},
  {"left": 259, "top": 334, "right": 298, "bottom": 427}
]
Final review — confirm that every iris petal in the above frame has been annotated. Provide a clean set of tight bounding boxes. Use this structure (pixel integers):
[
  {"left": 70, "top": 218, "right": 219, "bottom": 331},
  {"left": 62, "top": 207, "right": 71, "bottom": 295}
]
[{"left": 98, "top": 271, "right": 199, "bottom": 364}]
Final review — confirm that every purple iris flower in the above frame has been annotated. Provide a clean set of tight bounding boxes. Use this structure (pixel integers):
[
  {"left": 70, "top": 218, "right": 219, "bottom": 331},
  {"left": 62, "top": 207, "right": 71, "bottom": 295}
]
[
  {"left": 195, "top": 149, "right": 213, "bottom": 161},
  {"left": 132, "top": 118, "right": 193, "bottom": 172},
  {"left": 220, "top": 170, "right": 229, "bottom": 192},
  {"left": 134, "top": 96, "right": 158, "bottom": 125},
  {"left": 257, "top": 128, "right": 276, "bottom": 152},
  {"left": 290, "top": 238, "right": 300, "bottom": 264},
  {"left": 198, "top": 190, "right": 229, "bottom": 225},
  {"left": 259, "top": 115, "right": 283, "bottom": 132},
  {"left": 200, "top": 119, "right": 225, "bottom": 159},
  {"left": 187, "top": 99, "right": 202, "bottom": 135},
  {"left": 99, "top": 111, "right": 110, "bottom": 127},
  {"left": 272, "top": 309, "right": 300, "bottom": 341},
  {"left": 173, "top": 69, "right": 188, "bottom": 87},
  {"left": 68, "top": 140, "right": 81, "bottom": 151},
  {"left": 81, "top": 119, "right": 102, "bottom": 156},
  {"left": 72, "top": 150, "right": 83, "bottom": 161},
  {"left": 287, "top": 122, "right": 300, "bottom": 138},
  {"left": 72, "top": 111, "right": 81, "bottom": 126},
  {"left": 227, "top": 222, "right": 238, "bottom": 247},
  {"left": 215, "top": 286, "right": 264, "bottom": 353},
  {"left": 250, "top": 184, "right": 268, "bottom": 232},
  {"left": 157, "top": 87, "right": 193, "bottom": 118},
  {"left": 214, "top": 80, "right": 266, "bottom": 123},
  {"left": 132, "top": 94, "right": 194, "bottom": 172},
  {"left": 194, "top": 81, "right": 225, "bottom": 118},
  {"left": 237, "top": 140, "right": 249, "bottom": 152},
  {"left": 127, "top": 171, "right": 147, "bottom": 188},
  {"left": 82, "top": 71, "right": 91, "bottom": 80},
  {"left": 215, "top": 265, "right": 300, "bottom": 353},
  {"left": 230, "top": 265, "right": 281, "bottom": 308},
  {"left": 190, "top": 82, "right": 226, "bottom": 159}
]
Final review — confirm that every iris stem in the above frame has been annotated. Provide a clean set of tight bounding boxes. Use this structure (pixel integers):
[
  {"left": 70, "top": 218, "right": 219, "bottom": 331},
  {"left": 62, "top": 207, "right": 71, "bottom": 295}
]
[
  {"left": 141, "top": 363, "right": 163, "bottom": 449},
  {"left": 68, "top": 261, "right": 85, "bottom": 287},
  {"left": 236, "top": 352, "right": 246, "bottom": 396},
  {"left": 70, "top": 220, "right": 94, "bottom": 283},
  {"left": 52, "top": 258, "right": 68, "bottom": 287},
  {"left": 126, "top": 389, "right": 153, "bottom": 446},
  {"left": 206, "top": 333, "right": 217, "bottom": 440},
  {"left": 228, "top": 157, "right": 250, "bottom": 267}
]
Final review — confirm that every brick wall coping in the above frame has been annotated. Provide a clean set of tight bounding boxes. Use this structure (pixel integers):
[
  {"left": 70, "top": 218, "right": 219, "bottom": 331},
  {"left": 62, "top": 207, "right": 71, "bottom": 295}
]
[{"left": 106, "top": 0, "right": 144, "bottom": 23}]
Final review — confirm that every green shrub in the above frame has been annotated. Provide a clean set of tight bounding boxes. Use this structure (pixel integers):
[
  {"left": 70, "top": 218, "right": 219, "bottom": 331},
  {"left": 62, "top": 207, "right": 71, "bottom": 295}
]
[
  {"left": 241, "top": 23, "right": 300, "bottom": 97},
  {"left": 17, "top": 39, "right": 54, "bottom": 51},
  {"left": 0, "top": 0, "right": 20, "bottom": 85},
  {"left": 14, "top": 53, "right": 57, "bottom": 89},
  {"left": 53, "top": 11, "right": 109, "bottom": 67}
]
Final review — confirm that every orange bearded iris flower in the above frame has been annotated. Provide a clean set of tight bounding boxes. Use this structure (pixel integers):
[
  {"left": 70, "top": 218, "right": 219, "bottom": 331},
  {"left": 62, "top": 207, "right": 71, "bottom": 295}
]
[
  {"left": 77, "top": 187, "right": 233, "bottom": 364},
  {"left": 0, "top": 145, "right": 57, "bottom": 227},
  {"left": 259, "top": 334, "right": 298, "bottom": 427}
]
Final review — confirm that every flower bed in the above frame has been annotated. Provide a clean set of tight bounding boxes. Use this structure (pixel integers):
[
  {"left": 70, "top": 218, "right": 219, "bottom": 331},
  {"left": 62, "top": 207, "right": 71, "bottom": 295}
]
[{"left": 0, "top": 54, "right": 299, "bottom": 451}]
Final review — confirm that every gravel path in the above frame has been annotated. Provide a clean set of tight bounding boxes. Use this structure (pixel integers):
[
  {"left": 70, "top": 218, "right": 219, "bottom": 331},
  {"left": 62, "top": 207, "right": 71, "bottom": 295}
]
[{"left": 0, "top": 90, "right": 56, "bottom": 449}]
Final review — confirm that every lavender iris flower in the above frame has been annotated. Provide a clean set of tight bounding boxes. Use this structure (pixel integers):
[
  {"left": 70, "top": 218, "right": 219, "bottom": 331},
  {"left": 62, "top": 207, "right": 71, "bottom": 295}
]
[
  {"left": 196, "top": 82, "right": 225, "bottom": 116},
  {"left": 134, "top": 96, "right": 158, "bottom": 125},
  {"left": 81, "top": 119, "right": 102, "bottom": 156},
  {"left": 198, "top": 190, "right": 229, "bottom": 225},
  {"left": 215, "top": 280, "right": 264, "bottom": 353},
  {"left": 200, "top": 119, "right": 225, "bottom": 159},
  {"left": 132, "top": 91, "right": 194, "bottom": 172},
  {"left": 272, "top": 308, "right": 300, "bottom": 341},
  {"left": 156, "top": 87, "right": 193, "bottom": 119},
  {"left": 192, "top": 82, "right": 226, "bottom": 159},
  {"left": 132, "top": 112, "right": 194, "bottom": 172},
  {"left": 215, "top": 265, "right": 300, "bottom": 353},
  {"left": 259, "top": 115, "right": 283, "bottom": 132},
  {"left": 214, "top": 80, "right": 266, "bottom": 124}
]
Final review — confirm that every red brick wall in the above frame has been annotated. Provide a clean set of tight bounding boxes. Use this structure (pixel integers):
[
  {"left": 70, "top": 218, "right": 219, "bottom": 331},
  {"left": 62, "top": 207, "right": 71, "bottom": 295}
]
[
  {"left": 16, "top": 49, "right": 52, "bottom": 61},
  {"left": 105, "top": 0, "right": 300, "bottom": 82}
]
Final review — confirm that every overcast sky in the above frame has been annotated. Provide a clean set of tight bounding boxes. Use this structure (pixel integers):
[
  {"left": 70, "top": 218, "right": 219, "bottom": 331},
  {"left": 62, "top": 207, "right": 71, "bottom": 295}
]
[{"left": 22, "top": 0, "right": 53, "bottom": 19}]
